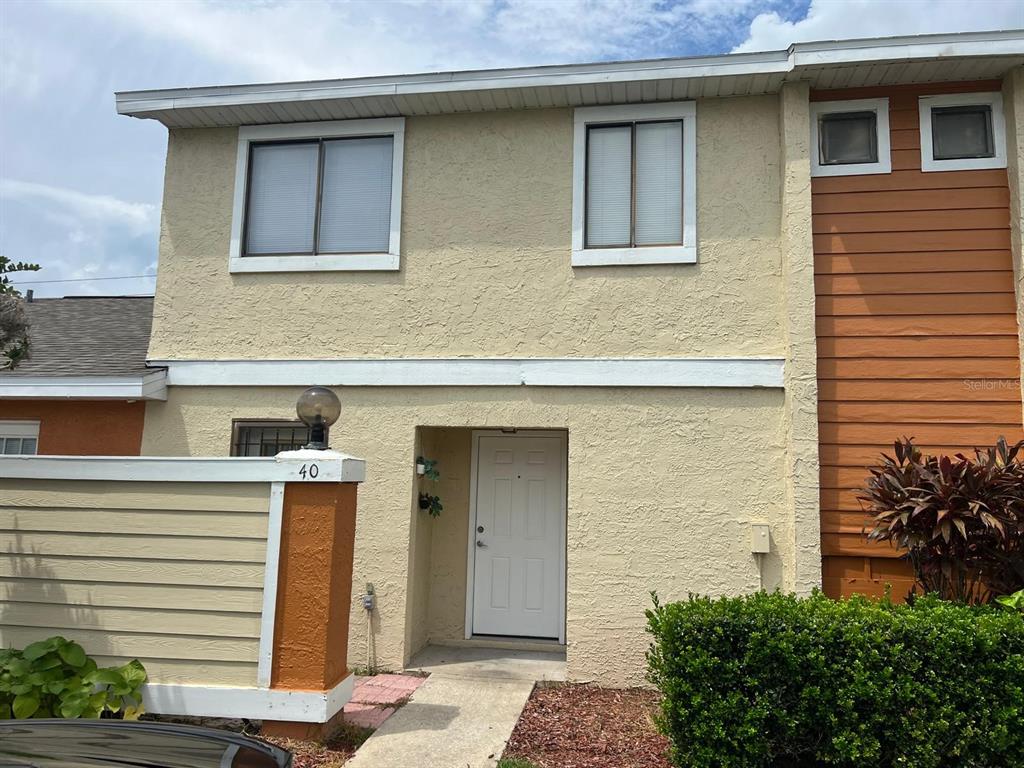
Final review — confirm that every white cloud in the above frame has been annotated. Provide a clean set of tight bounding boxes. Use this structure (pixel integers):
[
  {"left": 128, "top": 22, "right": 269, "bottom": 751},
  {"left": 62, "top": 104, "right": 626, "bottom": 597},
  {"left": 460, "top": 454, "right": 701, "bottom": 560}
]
[
  {"left": 62, "top": 0, "right": 778, "bottom": 83},
  {"left": 733, "top": 0, "right": 1024, "bottom": 53},
  {"left": 0, "top": 179, "right": 157, "bottom": 237}
]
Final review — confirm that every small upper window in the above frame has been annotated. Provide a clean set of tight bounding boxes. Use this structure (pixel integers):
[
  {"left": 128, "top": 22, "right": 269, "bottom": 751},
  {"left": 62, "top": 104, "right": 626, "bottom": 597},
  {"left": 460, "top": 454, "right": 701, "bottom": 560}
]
[
  {"left": 0, "top": 421, "right": 39, "bottom": 455},
  {"left": 572, "top": 102, "right": 696, "bottom": 266},
  {"left": 230, "top": 420, "right": 309, "bottom": 457},
  {"left": 809, "top": 98, "right": 891, "bottom": 177},
  {"left": 920, "top": 93, "right": 1005, "bottom": 172},
  {"left": 819, "top": 111, "right": 877, "bottom": 165},
  {"left": 229, "top": 118, "right": 405, "bottom": 273}
]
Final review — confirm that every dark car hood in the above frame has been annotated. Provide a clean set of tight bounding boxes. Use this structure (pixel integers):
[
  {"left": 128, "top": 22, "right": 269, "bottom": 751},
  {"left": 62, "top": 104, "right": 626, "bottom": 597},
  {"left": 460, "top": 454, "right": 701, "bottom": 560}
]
[{"left": 0, "top": 720, "right": 290, "bottom": 768}]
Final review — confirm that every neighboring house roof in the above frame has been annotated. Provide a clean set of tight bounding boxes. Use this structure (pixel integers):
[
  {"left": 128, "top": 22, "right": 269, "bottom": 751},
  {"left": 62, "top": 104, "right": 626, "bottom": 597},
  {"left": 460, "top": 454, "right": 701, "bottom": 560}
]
[
  {"left": 116, "top": 30, "right": 1024, "bottom": 128},
  {"left": 0, "top": 296, "right": 166, "bottom": 400}
]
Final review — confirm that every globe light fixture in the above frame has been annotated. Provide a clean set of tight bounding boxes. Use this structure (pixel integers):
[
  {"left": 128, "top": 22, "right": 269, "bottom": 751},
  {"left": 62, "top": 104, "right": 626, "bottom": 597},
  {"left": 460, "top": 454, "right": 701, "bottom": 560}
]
[{"left": 295, "top": 386, "right": 341, "bottom": 450}]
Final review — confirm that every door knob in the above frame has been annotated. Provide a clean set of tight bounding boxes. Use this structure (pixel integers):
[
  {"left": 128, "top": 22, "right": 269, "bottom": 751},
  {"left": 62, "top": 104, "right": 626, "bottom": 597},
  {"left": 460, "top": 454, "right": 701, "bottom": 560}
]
[{"left": 476, "top": 540, "right": 486, "bottom": 548}]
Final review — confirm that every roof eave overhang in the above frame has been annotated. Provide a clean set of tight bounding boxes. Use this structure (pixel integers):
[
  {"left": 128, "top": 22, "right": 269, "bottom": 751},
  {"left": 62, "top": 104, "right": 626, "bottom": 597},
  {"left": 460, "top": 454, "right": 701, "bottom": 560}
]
[
  {"left": 0, "top": 370, "right": 167, "bottom": 401},
  {"left": 115, "top": 30, "right": 1024, "bottom": 126}
]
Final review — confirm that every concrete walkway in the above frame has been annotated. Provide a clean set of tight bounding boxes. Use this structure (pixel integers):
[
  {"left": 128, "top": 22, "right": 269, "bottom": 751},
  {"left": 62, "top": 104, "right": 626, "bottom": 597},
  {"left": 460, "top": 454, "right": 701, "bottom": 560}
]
[{"left": 344, "top": 645, "right": 565, "bottom": 768}]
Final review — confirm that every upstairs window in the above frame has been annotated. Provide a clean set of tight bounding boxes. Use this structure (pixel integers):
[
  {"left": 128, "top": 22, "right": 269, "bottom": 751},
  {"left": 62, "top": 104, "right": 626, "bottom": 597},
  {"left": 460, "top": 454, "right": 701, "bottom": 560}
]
[
  {"left": 810, "top": 98, "right": 891, "bottom": 177},
  {"left": 0, "top": 421, "right": 39, "bottom": 455},
  {"left": 919, "top": 93, "right": 1006, "bottom": 172},
  {"left": 229, "top": 118, "right": 405, "bottom": 273},
  {"left": 572, "top": 102, "right": 696, "bottom": 266}
]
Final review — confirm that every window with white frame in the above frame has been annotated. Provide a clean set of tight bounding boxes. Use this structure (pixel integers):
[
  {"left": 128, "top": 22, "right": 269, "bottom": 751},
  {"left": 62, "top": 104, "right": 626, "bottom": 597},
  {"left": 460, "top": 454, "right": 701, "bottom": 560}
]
[
  {"left": 571, "top": 102, "right": 696, "bottom": 266},
  {"left": 0, "top": 421, "right": 39, "bottom": 455},
  {"left": 809, "top": 98, "right": 891, "bottom": 177},
  {"left": 229, "top": 118, "right": 405, "bottom": 273},
  {"left": 919, "top": 92, "right": 1006, "bottom": 172}
]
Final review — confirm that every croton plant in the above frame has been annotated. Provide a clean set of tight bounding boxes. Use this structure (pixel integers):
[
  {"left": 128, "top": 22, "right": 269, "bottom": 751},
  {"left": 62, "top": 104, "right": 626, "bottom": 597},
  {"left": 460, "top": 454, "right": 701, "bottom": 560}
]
[{"left": 859, "top": 436, "right": 1024, "bottom": 604}]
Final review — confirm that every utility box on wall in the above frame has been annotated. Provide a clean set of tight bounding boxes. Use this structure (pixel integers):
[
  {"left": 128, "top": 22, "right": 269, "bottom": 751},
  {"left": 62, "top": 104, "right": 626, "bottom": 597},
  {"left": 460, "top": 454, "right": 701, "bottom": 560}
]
[{"left": 750, "top": 523, "right": 771, "bottom": 554}]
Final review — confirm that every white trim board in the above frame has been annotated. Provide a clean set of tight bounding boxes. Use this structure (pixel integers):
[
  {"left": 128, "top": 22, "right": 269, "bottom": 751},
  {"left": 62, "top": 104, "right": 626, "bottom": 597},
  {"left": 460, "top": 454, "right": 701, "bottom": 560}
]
[
  {"left": 0, "top": 451, "right": 366, "bottom": 484},
  {"left": 229, "top": 118, "right": 405, "bottom": 273},
  {"left": 0, "top": 371, "right": 167, "bottom": 400},
  {"left": 152, "top": 357, "right": 785, "bottom": 388},
  {"left": 257, "top": 482, "right": 286, "bottom": 688},
  {"left": 143, "top": 675, "right": 355, "bottom": 722}
]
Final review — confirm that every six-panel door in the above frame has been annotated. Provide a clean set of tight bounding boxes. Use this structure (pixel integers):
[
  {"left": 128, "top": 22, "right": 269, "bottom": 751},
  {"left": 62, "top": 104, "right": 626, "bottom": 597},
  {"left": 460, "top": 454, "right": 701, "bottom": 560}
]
[{"left": 471, "top": 434, "right": 565, "bottom": 639}]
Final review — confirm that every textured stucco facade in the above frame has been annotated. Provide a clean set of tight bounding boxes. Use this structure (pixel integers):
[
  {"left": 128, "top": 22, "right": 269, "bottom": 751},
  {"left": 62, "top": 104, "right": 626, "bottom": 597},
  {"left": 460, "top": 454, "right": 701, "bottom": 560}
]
[
  {"left": 148, "top": 98, "right": 784, "bottom": 361},
  {"left": 1004, "top": 67, "right": 1024, "bottom": 419},
  {"left": 141, "top": 93, "right": 821, "bottom": 685},
  {"left": 142, "top": 385, "right": 788, "bottom": 686}
]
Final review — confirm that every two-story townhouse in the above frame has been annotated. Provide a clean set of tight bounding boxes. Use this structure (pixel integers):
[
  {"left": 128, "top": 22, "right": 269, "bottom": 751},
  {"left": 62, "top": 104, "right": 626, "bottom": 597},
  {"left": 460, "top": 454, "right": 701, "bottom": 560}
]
[{"left": 114, "top": 31, "right": 1024, "bottom": 687}]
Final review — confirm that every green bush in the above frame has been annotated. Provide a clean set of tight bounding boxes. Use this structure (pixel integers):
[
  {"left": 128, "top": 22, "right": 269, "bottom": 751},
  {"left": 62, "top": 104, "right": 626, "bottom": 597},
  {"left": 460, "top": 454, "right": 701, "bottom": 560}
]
[
  {"left": 0, "top": 636, "right": 147, "bottom": 719},
  {"left": 646, "top": 591, "right": 1024, "bottom": 768}
]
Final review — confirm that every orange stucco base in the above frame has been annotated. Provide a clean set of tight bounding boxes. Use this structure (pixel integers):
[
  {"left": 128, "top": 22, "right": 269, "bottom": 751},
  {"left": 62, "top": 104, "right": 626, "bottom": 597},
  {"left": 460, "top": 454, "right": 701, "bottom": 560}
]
[
  {"left": 271, "top": 482, "right": 358, "bottom": 687},
  {"left": 0, "top": 400, "right": 145, "bottom": 455},
  {"left": 263, "top": 481, "right": 358, "bottom": 741}
]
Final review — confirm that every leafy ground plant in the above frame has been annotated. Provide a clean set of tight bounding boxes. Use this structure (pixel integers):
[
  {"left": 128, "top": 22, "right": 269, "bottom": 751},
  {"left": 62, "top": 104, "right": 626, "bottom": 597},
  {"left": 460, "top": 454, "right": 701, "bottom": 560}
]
[
  {"left": 860, "top": 436, "right": 1024, "bottom": 603},
  {"left": 0, "top": 635, "right": 147, "bottom": 719}
]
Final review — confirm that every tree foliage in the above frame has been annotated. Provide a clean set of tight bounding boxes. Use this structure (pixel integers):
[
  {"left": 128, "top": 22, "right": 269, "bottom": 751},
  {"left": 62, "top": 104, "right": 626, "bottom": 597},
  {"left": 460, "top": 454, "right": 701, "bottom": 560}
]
[{"left": 0, "top": 255, "right": 40, "bottom": 369}]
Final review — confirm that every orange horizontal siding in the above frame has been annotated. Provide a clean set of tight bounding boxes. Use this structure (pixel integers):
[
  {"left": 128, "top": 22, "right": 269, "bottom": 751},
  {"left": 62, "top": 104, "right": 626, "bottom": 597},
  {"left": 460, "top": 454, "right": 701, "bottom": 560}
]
[
  {"left": 819, "top": 379, "right": 1024, "bottom": 403},
  {"left": 817, "top": 293, "right": 1016, "bottom": 316},
  {"left": 817, "top": 336, "right": 1020, "bottom": 358},
  {"left": 816, "top": 271, "right": 1014, "bottom": 295},
  {"left": 811, "top": 81, "right": 1021, "bottom": 601},
  {"left": 812, "top": 187, "right": 1009, "bottom": 214},
  {"left": 817, "top": 315, "right": 1019, "bottom": 336}
]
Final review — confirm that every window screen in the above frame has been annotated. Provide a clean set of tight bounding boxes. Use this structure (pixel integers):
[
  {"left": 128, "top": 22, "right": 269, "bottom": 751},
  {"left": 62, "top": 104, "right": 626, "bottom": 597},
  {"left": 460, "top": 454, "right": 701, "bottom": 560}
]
[
  {"left": 819, "top": 111, "right": 878, "bottom": 165},
  {"left": 244, "top": 135, "right": 395, "bottom": 256},
  {"left": 585, "top": 120, "right": 683, "bottom": 249},
  {"left": 231, "top": 421, "right": 310, "bottom": 457},
  {"left": 931, "top": 105, "right": 994, "bottom": 160},
  {"left": 0, "top": 421, "right": 38, "bottom": 455}
]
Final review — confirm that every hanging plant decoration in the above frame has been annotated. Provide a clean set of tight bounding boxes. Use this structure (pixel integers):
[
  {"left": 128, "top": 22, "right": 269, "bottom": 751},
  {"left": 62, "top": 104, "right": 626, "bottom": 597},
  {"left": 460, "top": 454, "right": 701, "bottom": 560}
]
[{"left": 416, "top": 456, "right": 443, "bottom": 517}]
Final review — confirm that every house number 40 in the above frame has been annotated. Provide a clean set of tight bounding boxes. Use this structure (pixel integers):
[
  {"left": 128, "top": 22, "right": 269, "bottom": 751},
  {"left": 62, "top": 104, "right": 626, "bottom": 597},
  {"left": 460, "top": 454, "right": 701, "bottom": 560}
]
[{"left": 298, "top": 463, "right": 319, "bottom": 480}]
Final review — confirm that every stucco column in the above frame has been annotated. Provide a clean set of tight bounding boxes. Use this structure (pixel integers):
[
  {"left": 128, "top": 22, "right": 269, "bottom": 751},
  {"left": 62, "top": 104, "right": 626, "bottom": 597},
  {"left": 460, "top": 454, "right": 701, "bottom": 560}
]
[
  {"left": 1002, "top": 67, "right": 1024, "bottom": 422},
  {"left": 778, "top": 81, "right": 823, "bottom": 594},
  {"left": 263, "top": 468, "right": 360, "bottom": 740}
]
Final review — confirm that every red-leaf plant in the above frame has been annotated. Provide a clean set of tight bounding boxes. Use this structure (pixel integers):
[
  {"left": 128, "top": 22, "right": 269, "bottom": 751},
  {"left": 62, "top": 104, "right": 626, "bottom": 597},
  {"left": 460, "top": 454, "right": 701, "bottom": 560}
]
[{"left": 858, "top": 436, "right": 1024, "bottom": 604}]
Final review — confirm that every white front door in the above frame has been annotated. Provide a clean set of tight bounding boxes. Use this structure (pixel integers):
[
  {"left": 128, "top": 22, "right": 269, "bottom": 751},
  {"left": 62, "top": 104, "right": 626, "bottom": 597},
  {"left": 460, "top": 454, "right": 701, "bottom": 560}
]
[{"left": 471, "top": 432, "right": 565, "bottom": 640}]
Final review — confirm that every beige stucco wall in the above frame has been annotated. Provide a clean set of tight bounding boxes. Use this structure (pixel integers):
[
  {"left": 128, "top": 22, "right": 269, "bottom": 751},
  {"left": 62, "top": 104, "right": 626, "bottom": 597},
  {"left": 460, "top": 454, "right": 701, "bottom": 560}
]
[
  {"left": 149, "top": 96, "right": 784, "bottom": 361},
  {"left": 778, "top": 82, "right": 822, "bottom": 594},
  {"left": 1003, "top": 67, "right": 1024, "bottom": 420},
  {"left": 138, "top": 93, "right": 827, "bottom": 685},
  {"left": 0, "top": 479, "right": 270, "bottom": 687},
  {"left": 142, "top": 385, "right": 788, "bottom": 686}
]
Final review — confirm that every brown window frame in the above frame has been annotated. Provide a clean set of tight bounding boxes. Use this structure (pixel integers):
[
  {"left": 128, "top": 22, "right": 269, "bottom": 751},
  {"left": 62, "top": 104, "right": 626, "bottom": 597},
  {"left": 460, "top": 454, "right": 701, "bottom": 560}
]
[
  {"left": 583, "top": 119, "right": 685, "bottom": 250},
  {"left": 241, "top": 135, "right": 393, "bottom": 258}
]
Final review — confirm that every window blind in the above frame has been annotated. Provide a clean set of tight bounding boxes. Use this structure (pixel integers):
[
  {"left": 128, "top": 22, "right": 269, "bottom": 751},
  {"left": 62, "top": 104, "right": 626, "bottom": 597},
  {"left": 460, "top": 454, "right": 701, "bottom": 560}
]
[
  {"left": 585, "top": 125, "right": 632, "bottom": 247},
  {"left": 634, "top": 121, "right": 682, "bottom": 245},
  {"left": 318, "top": 136, "right": 394, "bottom": 253},
  {"left": 245, "top": 143, "right": 319, "bottom": 254}
]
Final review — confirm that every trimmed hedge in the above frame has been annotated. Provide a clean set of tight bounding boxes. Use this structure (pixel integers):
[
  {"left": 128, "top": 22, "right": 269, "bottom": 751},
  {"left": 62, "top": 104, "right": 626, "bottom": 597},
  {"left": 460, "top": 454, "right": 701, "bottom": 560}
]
[{"left": 646, "top": 592, "right": 1024, "bottom": 768}]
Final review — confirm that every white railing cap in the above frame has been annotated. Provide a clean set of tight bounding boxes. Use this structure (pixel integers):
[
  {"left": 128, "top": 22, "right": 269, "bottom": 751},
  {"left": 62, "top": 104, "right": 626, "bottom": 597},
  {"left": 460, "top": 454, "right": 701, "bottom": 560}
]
[{"left": 0, "top": 451, "right": 365, "bottom": 484}]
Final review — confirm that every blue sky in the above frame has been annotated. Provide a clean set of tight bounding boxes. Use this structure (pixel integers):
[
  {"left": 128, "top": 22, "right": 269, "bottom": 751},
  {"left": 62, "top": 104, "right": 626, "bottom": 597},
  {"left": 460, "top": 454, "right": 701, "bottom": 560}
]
[{"left": 1, "top": 0, "right": 1022, "bottom": 297}]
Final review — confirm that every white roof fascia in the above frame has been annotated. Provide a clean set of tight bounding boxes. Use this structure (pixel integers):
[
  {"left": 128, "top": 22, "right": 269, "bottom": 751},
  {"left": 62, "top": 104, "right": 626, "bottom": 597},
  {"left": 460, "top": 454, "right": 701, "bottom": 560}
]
[
  {"left": 115, "top": 31, "right": 1024, "bottom": 120},
  {"left": 0, "top": 369, "right": 168, "bottom": 401}
]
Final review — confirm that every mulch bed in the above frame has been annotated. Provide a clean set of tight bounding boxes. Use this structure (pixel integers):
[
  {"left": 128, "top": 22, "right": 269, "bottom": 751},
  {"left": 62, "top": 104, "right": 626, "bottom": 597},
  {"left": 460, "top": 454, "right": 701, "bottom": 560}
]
[
  {"left": 503, "top": 684, "right": 671, "bottom": 768},
  {"left": 259, "top": 731, "right": 365, "bottom": 768}
]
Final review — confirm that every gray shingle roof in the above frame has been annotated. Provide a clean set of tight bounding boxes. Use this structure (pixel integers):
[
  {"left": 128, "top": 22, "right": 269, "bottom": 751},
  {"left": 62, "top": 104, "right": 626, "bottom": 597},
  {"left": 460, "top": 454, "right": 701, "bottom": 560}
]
[{"left": 0, "top": 296, "right": 155, "bottom": 378}]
